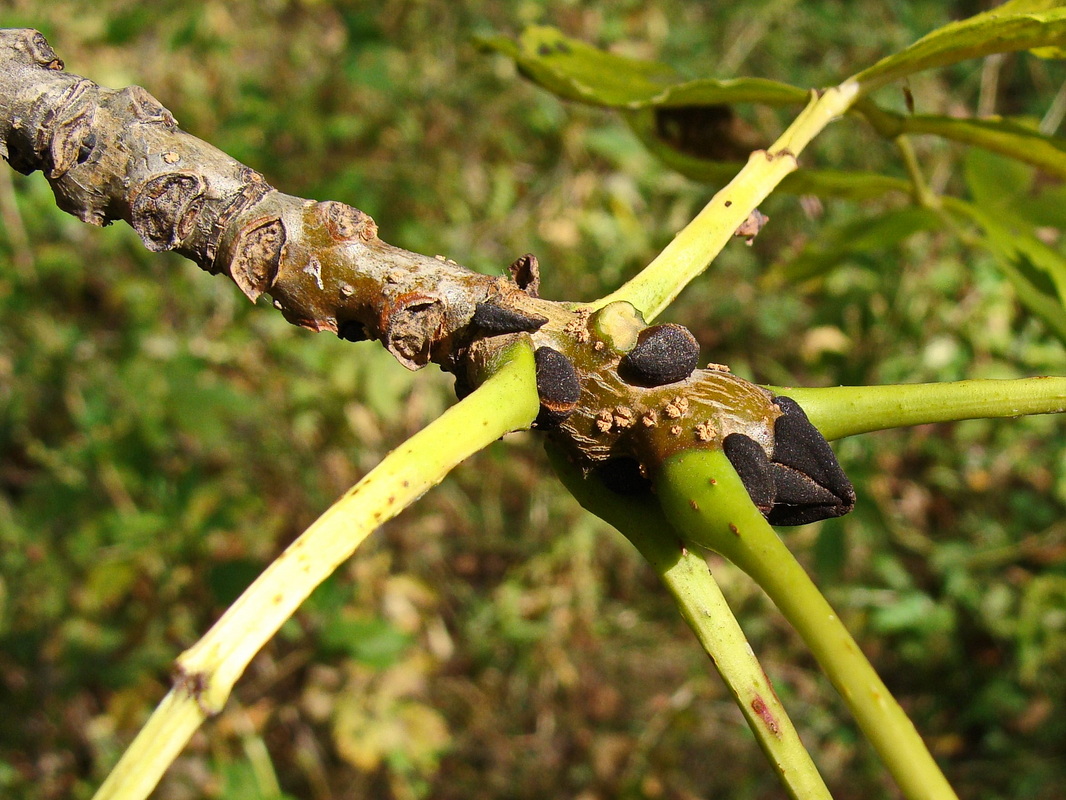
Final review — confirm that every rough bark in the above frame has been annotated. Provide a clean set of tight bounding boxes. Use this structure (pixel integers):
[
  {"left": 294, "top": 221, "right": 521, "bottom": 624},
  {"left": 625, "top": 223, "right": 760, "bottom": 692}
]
[
  {"left": 0, "top": 27, "right": 558, "bottom": 376},
  {"left": 0, "top": 28, "right": 856, "bottom": 519}
]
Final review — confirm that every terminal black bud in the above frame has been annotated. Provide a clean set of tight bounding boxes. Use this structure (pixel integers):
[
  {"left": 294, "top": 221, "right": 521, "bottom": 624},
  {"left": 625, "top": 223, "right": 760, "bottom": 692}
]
[
  {"left": 619, "top": 324, "right": 700, "bottom": 387},
  {"left": 472, "top": 300, "right": 548, "bottom": 335},
  {"left": 534, "top": 346, "right": 581, "bottom": 428},
  {"left": 723, "top": 396, "right": 855, "bottom": 526},
  {"left": 722, "top": 433, "right": 775, "bottom": 514}
]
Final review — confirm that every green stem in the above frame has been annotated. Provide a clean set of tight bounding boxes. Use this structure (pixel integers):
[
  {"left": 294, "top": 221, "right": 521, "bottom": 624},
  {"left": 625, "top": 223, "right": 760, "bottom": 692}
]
[
  {"left": 546, "top": 445, "right": 833, "bottom": 800},
  {"left": 895, "top": 135, "right": 940, "bottom": 209},
  {"left": 655, "top": 448, "right": 958, "bottom": 800},
  {"left": 769, "top": 377, "right": 1066, "bottom": 441},
  {"left": 92, "top": 345, "right": 540, "bottom": 800},
  {"left": 590, "top": 80, "right": 861, "bottom": 321}
]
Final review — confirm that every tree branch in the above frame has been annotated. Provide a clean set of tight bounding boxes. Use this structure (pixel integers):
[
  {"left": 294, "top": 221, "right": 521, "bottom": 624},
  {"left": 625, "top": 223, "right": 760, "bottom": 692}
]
[{"left": 0, "top": 27, "right": 558, "bottom": 376}]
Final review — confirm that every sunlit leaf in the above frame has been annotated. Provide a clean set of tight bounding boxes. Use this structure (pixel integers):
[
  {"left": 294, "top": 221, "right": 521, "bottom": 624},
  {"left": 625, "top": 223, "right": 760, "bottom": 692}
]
[
  {"left": 478, "top": 26, "right": 806, "bottom": 109},
  {"left": 480, "top": 27, "right": 805, "bottom": 165},
  {"left": 869, "top": 110, "right": 1066, "bottom": 180},
  {"left": 947, "top": 197, "right": 1066, "bottom": 342},
  {"left": 852, "top": 9, "right": 1066, "bottom": 93},
  {"left": 963, "top": 148, "right": 1035, "bottom": 212},
  {"left": 476, "top": 26, "right": 680, "bottom": 107},
  {"left": 975, "top": 0, "right": 1066, "bottom": 57}
]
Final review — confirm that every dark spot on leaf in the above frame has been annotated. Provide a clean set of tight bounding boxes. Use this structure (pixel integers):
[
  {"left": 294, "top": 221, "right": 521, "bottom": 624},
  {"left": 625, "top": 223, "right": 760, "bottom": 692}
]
[{"left": 654, "top": 105, "right": 766, "bottom": 162}]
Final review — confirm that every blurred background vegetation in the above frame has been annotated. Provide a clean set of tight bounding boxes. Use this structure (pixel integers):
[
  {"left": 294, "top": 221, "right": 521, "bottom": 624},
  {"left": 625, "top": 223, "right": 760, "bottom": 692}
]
[{"left": 2, "top": 1, "right": 1066, "bottom": 798}]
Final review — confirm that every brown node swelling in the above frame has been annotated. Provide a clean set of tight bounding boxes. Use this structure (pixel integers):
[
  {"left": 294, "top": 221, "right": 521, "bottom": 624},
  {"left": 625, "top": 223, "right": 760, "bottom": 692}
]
[{"left": 618, "top": 324, "right": 700, "bottom": 387}]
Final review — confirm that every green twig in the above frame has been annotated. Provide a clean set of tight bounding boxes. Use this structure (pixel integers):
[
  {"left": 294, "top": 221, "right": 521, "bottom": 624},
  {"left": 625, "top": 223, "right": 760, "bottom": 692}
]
[
  {"left": 547, "top": 445, "right": 834, "bottom": 800},
  {"left": 771, "top": 377, "right": 1066, "bottom": 441},
  {"left": 92, "top": 345, "right": 540, "bottom": 800},
  {"left": 589, "top": 81, "right": 861, "bottom": 321},
  {"left": 895, "top": 135, "right": 940, "bottom": 209},
  {"left": 655, "top": 448, "right": 959, "bottom": 800}
]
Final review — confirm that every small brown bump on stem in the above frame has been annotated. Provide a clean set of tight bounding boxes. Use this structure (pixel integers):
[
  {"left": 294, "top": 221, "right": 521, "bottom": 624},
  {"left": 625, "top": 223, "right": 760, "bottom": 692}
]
[
  {"left": 229, "top": 217, "right": 285, "bottom": 302},
  {"left": 665, "top": 396, "right": 689, "bottom": 419},
  {"left": 695, "top": 421, "right": 716, "bottom": 442},
  {"left": 612, "top": 406, "right": 636, "bottom": 429},
  {"left": 507, "top": 252, "right": 540, "bottom": 296},
  {"left": 734, "top": 209, "right": 769, "bottom": 245},
  {"left": 313, "top": 200, "right": 377, "bottom": 241},
  {"left": 751, "top": 696, "right": 781, "bottom": 736},
  {"left": 729, "top": 523, "right": 740, "bottom": 535}
]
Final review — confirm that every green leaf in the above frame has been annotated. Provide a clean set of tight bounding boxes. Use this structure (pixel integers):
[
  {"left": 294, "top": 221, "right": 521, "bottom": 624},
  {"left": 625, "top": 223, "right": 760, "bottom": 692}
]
[
  {"left": 478, "top": 26, "right": 806, "bottom": 109},
  {"left": 1014, "top": 182, "right": 1066, "bottom": 229},
  {"left": 626, "top": 107, "right": 914, "bottom": 199},
  {"left": 892, "top": 111, "right": 1066, "bottom": 180},
  {"left": 976, "top": 0, "right": 1066, "bottom": 57},
  {"left": 852, "top": 9, "right": 1066, "bottom": 94},
  {"left": 963, "top": 147, "right": 1035, "bottom": 212},
  {"left": 778, "top": 170, "right": 913, "bottom": 201},
  {"left": 476, "top": 26, "right": 680, "bottom": 107},
  {"left": 480, "top": 27, "right": 805, "bottom": 167},
  {"left": 774, "top": 206, "right": 944, "bottom": 283},
  {"left": 946, "top": 197, "right": 1066, "bottom": 342}
]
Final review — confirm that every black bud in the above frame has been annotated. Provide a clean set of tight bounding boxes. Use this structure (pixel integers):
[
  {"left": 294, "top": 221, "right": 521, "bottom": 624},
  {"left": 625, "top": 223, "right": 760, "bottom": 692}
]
[
  {"left": 619, "top": 324, "right": 700, "bottom": 387},
  {"left": 771, "top": 396, "right": 855, "bottom": 512},
  {"left": 722, "top": 397, "right": 856, "bottom": 527},
  {"left": 593, "top": 458, "right": 652, "bottom": 495},
  {"left": 534, "top": 346, "right": 581, "bottom": 427},
  {"left": 723, "top": 433, "right": 775, "bottom": 513},
  {"left": 338, "top": 320, "right": 368, "bottom": 342},
  {"left": 472, "top": 300, "right": 548, "bottom": 335}
]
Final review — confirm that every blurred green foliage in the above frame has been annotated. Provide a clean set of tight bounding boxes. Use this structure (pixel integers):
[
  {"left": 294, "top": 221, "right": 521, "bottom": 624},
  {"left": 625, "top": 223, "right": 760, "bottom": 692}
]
[{"left": 2, "top": 1, "right": 1066, "bottom": 799}]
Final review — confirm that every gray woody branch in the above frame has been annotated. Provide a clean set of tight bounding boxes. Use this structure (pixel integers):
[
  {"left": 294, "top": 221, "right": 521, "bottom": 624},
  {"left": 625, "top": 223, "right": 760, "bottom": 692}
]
[
  {"left": 0, "top": 28, "right": 560, "bottom": 376},
  {"left": 0, "top": 28, "right": 860, "bottom": 530}
]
